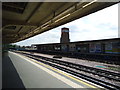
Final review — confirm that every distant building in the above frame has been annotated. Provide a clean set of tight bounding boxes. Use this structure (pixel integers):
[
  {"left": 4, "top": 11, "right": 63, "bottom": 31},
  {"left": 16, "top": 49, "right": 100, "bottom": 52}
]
[{"left": 60, "top": 27, "right": 70, "bottom": 43}]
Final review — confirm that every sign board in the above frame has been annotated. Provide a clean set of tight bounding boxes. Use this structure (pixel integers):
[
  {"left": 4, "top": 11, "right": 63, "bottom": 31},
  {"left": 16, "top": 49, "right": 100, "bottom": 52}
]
[
  {"left": 105, "top": 42, "right": 112, "bottom": 53},
  {"left": 89, "top": 43, "right": 101, "bottom": 53}
]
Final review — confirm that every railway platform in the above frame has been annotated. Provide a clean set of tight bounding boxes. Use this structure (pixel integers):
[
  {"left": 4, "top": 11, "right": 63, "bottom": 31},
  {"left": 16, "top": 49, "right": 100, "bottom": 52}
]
[{"left": 2, "top": 51, "right": 102, "bottom": 89}]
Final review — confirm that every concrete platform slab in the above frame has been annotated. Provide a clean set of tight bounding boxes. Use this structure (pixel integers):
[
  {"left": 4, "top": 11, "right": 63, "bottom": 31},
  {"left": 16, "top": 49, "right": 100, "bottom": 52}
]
[{"left": 4, "top": 51, "right": 100, "bottom": 89}]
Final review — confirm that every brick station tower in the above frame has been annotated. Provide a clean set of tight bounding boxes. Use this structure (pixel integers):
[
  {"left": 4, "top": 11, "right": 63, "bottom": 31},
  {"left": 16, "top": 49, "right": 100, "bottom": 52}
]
[{"left": 60, "top": 27, "right": 70, "bottom": 43}]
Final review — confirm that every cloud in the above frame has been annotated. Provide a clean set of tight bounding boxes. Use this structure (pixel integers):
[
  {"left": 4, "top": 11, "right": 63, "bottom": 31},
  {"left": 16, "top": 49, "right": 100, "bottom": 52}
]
[{"left": 15, "top": 4, "right": 118, "bottom": 46}]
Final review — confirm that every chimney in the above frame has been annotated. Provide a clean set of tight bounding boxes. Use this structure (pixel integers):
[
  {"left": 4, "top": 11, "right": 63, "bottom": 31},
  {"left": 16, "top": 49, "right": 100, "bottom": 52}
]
[{"left": 60, "top": 27, "right": 70, "bottom": 43}]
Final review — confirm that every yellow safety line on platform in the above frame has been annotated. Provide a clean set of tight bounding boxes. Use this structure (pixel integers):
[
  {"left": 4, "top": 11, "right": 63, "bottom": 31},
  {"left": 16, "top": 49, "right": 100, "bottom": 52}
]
[
  {"left": 34, "top": 59, "right": 97, "bottom": 89},
  {"left": 12, "top": 52, "right": 101, "bottom": 89}
]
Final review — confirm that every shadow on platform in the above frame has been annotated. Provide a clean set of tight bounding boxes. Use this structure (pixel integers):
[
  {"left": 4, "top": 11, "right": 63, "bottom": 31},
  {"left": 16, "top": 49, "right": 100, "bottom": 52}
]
[{"left": 2, "top": 52, "right": 25, "bottom": 89}]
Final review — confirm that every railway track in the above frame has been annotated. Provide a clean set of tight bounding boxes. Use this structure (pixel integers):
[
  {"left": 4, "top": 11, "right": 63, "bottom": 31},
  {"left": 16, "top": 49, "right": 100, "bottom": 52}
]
[{"left": 14, "top": 51, "right": 120, "bottom": 90}]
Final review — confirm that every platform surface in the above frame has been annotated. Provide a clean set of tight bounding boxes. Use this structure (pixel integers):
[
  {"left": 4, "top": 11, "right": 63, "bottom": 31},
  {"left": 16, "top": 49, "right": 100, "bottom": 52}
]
[
  {"left": 2, "top": 51, "right": 101, "bottom": 89},
  {"left": 2, "top": 52, "right": 25, "bottom": 88}
]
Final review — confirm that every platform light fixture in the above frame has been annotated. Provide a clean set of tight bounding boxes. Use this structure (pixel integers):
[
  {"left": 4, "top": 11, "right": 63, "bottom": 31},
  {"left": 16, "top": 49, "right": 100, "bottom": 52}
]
[
  {"left": 34, "top": 29, "right": 40, "bottom": 33},
  {"left": 41, "top": 25, "right": 49, "bottom": 29},
  {"left": 55, "top": 13, "right": 71, "bottom": 23},
  {"left": 41, "top": 20, "right": 51, "bottom": 28},
  {"left": 33, "top": 27, "right": 40, "bottom": 33},
  {"left": 82, "top": 0, "right": 97, "bottom": 8}
]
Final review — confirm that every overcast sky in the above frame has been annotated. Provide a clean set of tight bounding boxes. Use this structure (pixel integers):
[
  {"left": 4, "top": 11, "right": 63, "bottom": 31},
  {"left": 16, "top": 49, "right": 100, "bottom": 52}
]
[{"left": 15, "top": 4, "right": 118, "bottom": 46}]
